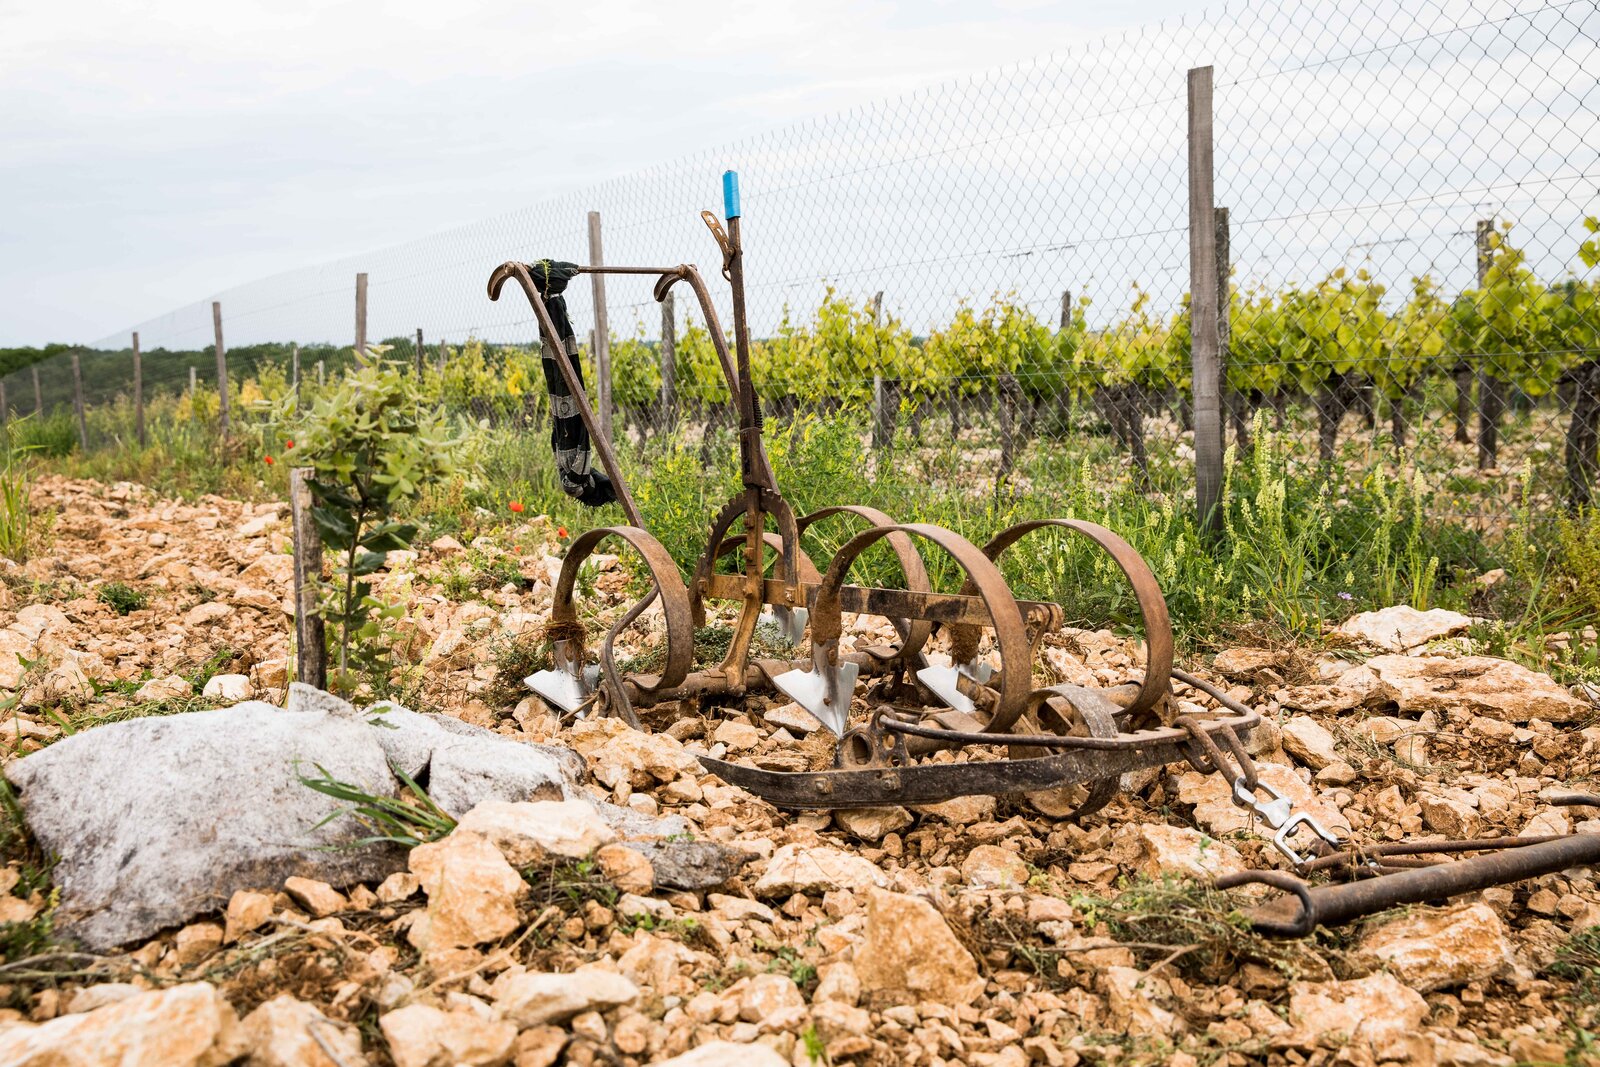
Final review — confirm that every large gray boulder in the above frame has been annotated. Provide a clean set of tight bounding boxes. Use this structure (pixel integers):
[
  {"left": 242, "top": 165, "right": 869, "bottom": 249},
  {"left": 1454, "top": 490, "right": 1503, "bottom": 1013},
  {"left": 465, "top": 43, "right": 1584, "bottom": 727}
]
[{"left": 4, "top": 685, "right": 584, "bottom": 950}]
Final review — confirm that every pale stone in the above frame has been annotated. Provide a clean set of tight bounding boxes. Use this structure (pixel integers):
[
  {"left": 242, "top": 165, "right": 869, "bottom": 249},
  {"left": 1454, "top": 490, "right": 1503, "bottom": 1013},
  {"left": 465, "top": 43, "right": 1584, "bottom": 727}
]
[
  {"left": 0, "top": 982, "right": 243, "bottom": 1067},
  {"left": 455, "top": 799, "right": 617, "bottom": 864},
  {"left": 376, "top": 872, "right": 420, "bottom": 903},
  {"left": 1103, "top": 966, "right": 1184, "bottom": 1038},
  {"left": 961, "top": 844, "right": 1030, "bottom": 888},
  {"left": 1431, "top": 1035, "right": 1515, "bottom": 1067},
  {"left": 493, "top": 968, "right": 639, "bottom": 1027},
  {"left": 1280, "top": 716, "right": 1339, "bottom": 770},
  {"left": 1352, "top": 903, "right": 1514, "bottom": 992},
  {"left": 1332, "top": 605, "right": 1476, "bottom": 652},
  {"left": 813, "top": 962, "right": 861, "bottom": 1006},
  {"left": 764, "top": 702, "right": 822, "bottom": 735},
  {"left": 1212, "top": 647, "right": 1288, "bottom": 678},
  {"left": 134, "top": 675, "right": 192, "bottom": 701},
  {"left": 1285, "top": 972, "right": 1427, "bottom": 1060},
  {"left": 1118, "top": 824, "right": 1247, "bottom": 881},
  {"left": 1419, "top": 789, "right": 1482, "bottom": 838},
  {"left": 855, "top": 887, "right": 985, "bottom": 1006},
  {"left": 618, "top": 932, "right": 701, "bottom": 989},
  {"left": 63, "top": 984, "right": 142, "bottom": 1015},
  {"left": 707, "top": 893, "right": 776, "bottom": 923},
  {"left": 711, "top": 720, "right": 762, "bottom": 751},
  {"left": 596, "top": 843, "right": 655, "bottom": 894},
  {"left": 408, "top": 829, "right": 527, "bottom": 951},
  {"left": 1365, "top": 655, "right": 1589, "bottom": 723},
  {"left": 430, "top": 535, "right": 465, "bottom": 554},
  {"left": 833, "top": 806, "right": 912, "bottom": 843},
  {"left": 649, "top": 1041, "right": 789, "bottom": 1067},
  {"left": 0, "top": 629, "right": 36, "bottom": 689},
  {"left": 378, "top": 1004, "right": 516, "bottom": 1067},
  {"left": 282, "top": 877, "right": 347, "bottom": 918},
  {"left": 184, "top": 602, "right": 233, "bottom": 627},
  {"left": 753, "top": 844, "right": 887, "bottom": 896},
  {"left": 737, "top": 974, "right": 807, "bottom": 1030},
  {"left": 912, "top": 794, "right": 996, "bottom": 825},
  {"left": 173, "top": 922, "right": 223, "bottom": 965},
  {"left": 570, "top": 718, "right": 701, "bottom": 789},
  {"left": 240, "top": 994, "right": 370, "bottom": 1067}
]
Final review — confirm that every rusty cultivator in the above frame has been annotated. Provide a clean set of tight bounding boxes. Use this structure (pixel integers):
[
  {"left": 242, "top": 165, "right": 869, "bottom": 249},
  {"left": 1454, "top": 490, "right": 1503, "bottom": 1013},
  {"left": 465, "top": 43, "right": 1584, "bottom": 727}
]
[{"left": 489, "top": 171, "right": 1600, "bottom": 934}]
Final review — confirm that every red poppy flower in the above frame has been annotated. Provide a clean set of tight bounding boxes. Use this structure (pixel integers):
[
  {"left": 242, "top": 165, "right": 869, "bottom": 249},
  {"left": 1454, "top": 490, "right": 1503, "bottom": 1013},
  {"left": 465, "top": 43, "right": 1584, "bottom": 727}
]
[
  {"left": 284, "top": 439, "right": 295, "bottom": 449},
  {"left": 264, "top": 455, "right": 275, "bottom": 465},
  {"left": 509, "top": 501, "right": 525, "bottom": 514},
  {"left": 557, "top": 526, "right": 568, "bottom": 539}
]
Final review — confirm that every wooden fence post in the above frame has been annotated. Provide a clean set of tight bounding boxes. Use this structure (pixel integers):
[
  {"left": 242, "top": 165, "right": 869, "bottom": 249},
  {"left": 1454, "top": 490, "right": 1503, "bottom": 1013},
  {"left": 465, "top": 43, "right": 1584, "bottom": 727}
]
[
  {"left": 317, "top": 360, "right": 326, "bottom": 385},
  {"left": 189, "top": 366, "right": 198, "bottom": 422},
  {"left": 415, "top": 328, "right": 424, "bottom": 376},
  {"left": 31, "top": 366, "right": 41, "bottom": 415},
  {"left": 659, "top": 290, "right": 677, "bottom": 433},
  {"left": 1054, "top": 290, "right": 1074, "bottom": 435},
  {"left": 1216, "top": 208, "right": 1245, "bottom": 451},
  {"left": 436, "top": 343, "right": 446, "bottom": 375},
  {"left": 71, "top": 352, "right": 89, "bottom": 451},
  {"left": 1188, "top": 65, "right": 1224, "bottom": 536},
  {"left": 212, "top": 301, "right": 230, "bottom": 438},
  {"left": 132, "top": 331, "right": 145, "bottom": 447},
  {"left": 587, "top": 211, "right": 613, "bottom": 443},
  {"left": 291, "top": 344, "right": 301, "bottom": 404},
  {"left": 1476, "top": 219, "right": 1504, "bottom": 471},
  {"left": 289, "top": 467, "right": 327, "bottom": 690},
  {"left": 355, "top": 272, "right": 368, "bottom": 364}
]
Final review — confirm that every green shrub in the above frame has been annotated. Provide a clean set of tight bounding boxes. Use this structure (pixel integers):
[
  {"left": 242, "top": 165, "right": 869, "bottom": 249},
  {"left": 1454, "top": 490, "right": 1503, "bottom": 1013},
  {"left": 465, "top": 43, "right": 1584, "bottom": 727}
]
[{"left": 96, "top": 582, "right": 147, "bottom": 616}]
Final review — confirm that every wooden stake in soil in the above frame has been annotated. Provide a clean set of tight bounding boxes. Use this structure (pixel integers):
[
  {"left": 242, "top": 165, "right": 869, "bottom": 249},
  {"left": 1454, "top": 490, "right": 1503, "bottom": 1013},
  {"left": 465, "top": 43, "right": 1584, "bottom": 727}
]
[
  {"left": 70, "top": 351, "right": 89, "bottom": 451},
  {"left": 587, "top": 210, "right": 613, "bottom": 443},
  {"left": 1188, "top": 65, "right": 1224, "bottom": 536},
  {"left": 132, "top": 331, "right": 145, "bottom": 448},
  {"left": 355, "top": 272, "right": 368, "bottom": 365},
  {"left": 291, "top": 344, "right": 301, "bottom": 405},
  {"left": 212, "top": 301, "right": 230, "bottom": 439},
  {"left": 659, "top": 290, "right": 677, "bottom": 433},
  {"left": 289, "top": 468, "right": 327, "bottom": 691},
  {"left": 1476, "top": 219, "right": 1504, "bottom": 471},
  {"left": 30, "top": 365, "right": 41, "bottom": 416},
  {"left": 415, "top": 328, "right": 425, "bottom": 376},
  {"left": 189, "top": 366, "right": 198, "bottom": 421}
]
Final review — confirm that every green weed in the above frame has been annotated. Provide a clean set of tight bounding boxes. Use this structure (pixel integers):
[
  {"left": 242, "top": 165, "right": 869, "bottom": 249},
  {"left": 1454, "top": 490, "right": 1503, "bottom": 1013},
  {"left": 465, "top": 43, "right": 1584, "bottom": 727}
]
[{"left": 96, "top": 582, "right": 147, "bottom": 616}]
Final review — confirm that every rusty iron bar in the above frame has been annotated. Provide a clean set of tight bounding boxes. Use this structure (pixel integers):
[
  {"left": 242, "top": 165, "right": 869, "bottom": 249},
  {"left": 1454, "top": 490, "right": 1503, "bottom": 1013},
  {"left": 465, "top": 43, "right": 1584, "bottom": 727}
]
[{"left": 1222, "top": 834, "right": 1600, "bottom": 937}]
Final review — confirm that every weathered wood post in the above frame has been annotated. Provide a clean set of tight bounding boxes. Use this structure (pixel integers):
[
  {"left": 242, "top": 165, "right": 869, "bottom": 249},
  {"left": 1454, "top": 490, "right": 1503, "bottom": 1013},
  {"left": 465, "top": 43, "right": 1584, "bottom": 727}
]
[
  {"left": 415, "top": 328, "right": 425, "bottom": 376},
  {"left": 30, "top": 366, "right": 41, "bottom": 415},
  {"left": 189, "top": 366, "right": 198, "bottom": 422},
  {"left": 1216, "top": 208, "right": 1246, "bottom": 452},
  {"left": 1054, "top": 290, "right": 1074, "bottom": 435},
  {"left": 587, "top": 211, "right": 613, "bottom": 443},
  {"left": 289, "top": 468, "right": 327, "bottom": 690},
  {"left": 659, "top": 290, "right": 677, "bottom": 434},
  {"left": 1476, "top": 219, "right": 1504, "bottom": 471},
  {"left": 291, "top": 344, "right": 301, "bottom": 404},
  {"left": 71, "top": 352, "right": 89, "bottom": 451},
  {"left": 132, "top": 331, "right": 145, "bottom": 448},
  {"left": 1188, "top": 65, "right": 1224, "bottom": 536},
  {"left": 355, "top": 272, "right": 368, "bottom": 365},
  {"left": 212, "top": 301, "right": 230, "bottom": 439}
]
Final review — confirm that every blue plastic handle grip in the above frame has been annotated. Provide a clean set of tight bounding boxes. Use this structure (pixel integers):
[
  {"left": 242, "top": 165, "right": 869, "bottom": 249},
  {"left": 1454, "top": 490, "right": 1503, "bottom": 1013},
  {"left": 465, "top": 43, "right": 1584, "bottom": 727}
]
[{"left": 723, "top": 170, "right": 741, "bottom": 219}]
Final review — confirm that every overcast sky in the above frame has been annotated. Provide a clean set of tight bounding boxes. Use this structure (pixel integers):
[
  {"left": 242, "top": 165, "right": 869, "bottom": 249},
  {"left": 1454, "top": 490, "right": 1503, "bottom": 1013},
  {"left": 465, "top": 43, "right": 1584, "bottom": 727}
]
[{"left": 0, "top": 0, "right": 1210, "bottom": 346}]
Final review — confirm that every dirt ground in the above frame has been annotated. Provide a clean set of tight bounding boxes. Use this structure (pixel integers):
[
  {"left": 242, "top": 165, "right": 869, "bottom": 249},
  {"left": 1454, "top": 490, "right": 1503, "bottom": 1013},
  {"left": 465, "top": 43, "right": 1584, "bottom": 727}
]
[{"left": 2, "top": 475, "right": 1600, "bottom": 1067}]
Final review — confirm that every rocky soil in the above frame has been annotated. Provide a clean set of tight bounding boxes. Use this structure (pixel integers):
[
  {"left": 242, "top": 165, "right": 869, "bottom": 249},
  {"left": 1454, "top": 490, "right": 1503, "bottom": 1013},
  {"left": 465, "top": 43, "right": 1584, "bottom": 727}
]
[{"left": 2, "top": 476, "right": 1600, "bottom": 1066}]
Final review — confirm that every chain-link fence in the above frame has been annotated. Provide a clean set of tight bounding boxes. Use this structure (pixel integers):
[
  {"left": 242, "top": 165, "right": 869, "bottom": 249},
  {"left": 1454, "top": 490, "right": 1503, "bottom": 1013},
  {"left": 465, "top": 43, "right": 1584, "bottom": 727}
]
[{"left": 6, "top": 0, "right": 1599, "bottom": 546}]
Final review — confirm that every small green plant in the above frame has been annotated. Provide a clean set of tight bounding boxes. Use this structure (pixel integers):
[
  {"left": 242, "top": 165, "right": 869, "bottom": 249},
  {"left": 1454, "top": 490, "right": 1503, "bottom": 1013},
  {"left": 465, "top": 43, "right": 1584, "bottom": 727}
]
[
  {"left": 96, "top": 581, "right": 147, "bottom": 616},
  {"left": 298, "top": 762, "right": 457, "bottom": 848},
  {"left": 0, "top": 441, "right": 34, "bottom": 562},
  {"left": 1547, "top": 926, "right": 1600, "bottom": 1003},
  {"left": 287, "top": 361, "right": 474, "bottom": 693},
  {"left": 800, "top": 1024, "right": 830, "bottom": 1065}
]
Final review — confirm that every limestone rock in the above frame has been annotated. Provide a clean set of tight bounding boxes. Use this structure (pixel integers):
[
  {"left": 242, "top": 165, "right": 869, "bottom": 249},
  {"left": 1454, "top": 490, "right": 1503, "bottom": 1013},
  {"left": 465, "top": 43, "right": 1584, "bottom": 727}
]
[
  {"left": 1103, "top": 966, "right": 1184, "bottom": 1038},
  {"left": 596, "top": 843, "right": 655, "bottom": 894},
  {"left": 1212, "top": 647, "right": 1289, "bottom": 679},
  {"left": 1361, "top": 654, "right": 1590, "bottom": 723},
  {"left": 224, "top": 890, "right": 273, "bottom": 944},
  {"left": 649, "top": 1042, "right": 789, "bottom": 1067},
  {"left": 1117, "top": 824, "right": 1247, "bottom": 881},
  {"left": 173, "top": 922, "right": 223, "bottom": 965},
  {"left": 753, "top": 844, "right": 887, "bottom": 896},
  {"left": 1352, "top": 903, "right": 1514, "bottom": 992},
  {"left": 855, "top": 887, "right": 984, "bottom": 1006},
  {"left": 1331, "top": 605, "right": 1475, "bottom": 652},
  {"left": 961, "top": 844, "right": 1030, "bottom": 888},
  {"left": 63, "top": 984, "right": 142, "bottom": 1015},
  {"left": 1284, "top": 972, "right": 1427, "bottom": 1060},
  {"left": 134, "top": 675, "right": 192, "bottom": 701},
  {"left": 369, "top": 705, "right": 583, "bottom": 818},
  {"left": 1418, "top": 789, "right": 1482, "bottom": 838},
  {"left": 1280, "top": 716, "right": 1339, "bottom": 770},
  {"left": 711, "top": 720, "right": 761, "bottom": 751},
  {"left": 202, "top": 673, "right": 252, "bottom": 702},
  {"left": 455, "top": 799, "right": 617, "bottom": 864},
  {"left": 493, "top": 968, "right": 640, "bottom": 1027},
  {"left": 0, "top": 982, "right": 243, "bottom": 1066},
  {"left": 737, "top": 973, "right": 806, "bottom": 1031},
  {"left": 913, "top": 794, "right": 996, "bottom": 825},
  {"left": 282, "top": 877, "right": 346, "bottom": 918},
  {"left": 408, "top": 829, "right": 527, "bottom": 951},
  {"left": 240, "top": 995, "right": 369, "bottom": 1067},
  {"left": 379, "top": 1004, "right": 516, "bottom": 1067},
  {"left": 622, "top": 838, "right": 748, "bottom": 891},
  {"left": 833, "top": 806, "right": 912, "bottom": 843},
  {"left": 2, "top": 692, "right": 404, "bottom": 949},
  {"left": 764, "top": 702, "right": 822, "bottom": 735},
  {"left": 570, "top": 718, "right": 701, "bottom": 789}
]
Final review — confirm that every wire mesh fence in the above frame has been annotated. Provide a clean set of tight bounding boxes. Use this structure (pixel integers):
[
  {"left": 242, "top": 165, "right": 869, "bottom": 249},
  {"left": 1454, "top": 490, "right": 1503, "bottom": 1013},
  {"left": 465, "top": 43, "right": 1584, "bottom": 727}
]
[{"left": 5, "top": 0, "right": 1598, "bottom": 553}]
